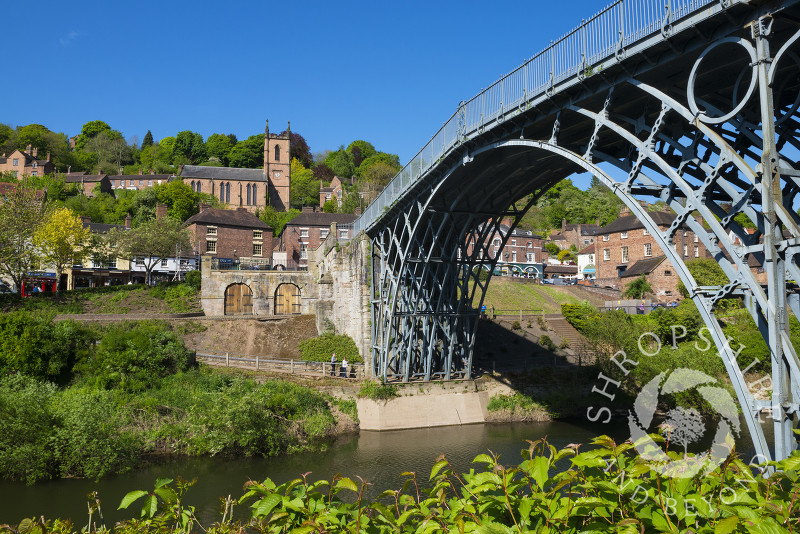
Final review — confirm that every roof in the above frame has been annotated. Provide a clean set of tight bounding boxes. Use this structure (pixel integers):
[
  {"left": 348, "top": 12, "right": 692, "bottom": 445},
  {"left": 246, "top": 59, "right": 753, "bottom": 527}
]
[
  {"left": 181, "top": 165, "right": 266, "bottom": 182},
  {"left": 564, "top": 223, "right": 599, "bottom": 235},
  {"left": 285, "top": 212, "right": 358, "bottom": 227},
  {"left": 620, "top": 256, "right": 668, "bottom": 278},
  {"left": 578, "top": 243, "right": 596, "bottom": 255},
  {"left": 549, "top": 233, "right": 566, "bottom": 241},
  {"left": 597, "top": 211, "right": 676, "bottom": 234},
  {"left": 109, "top": 174, "right": 174, "bottom": 180},
  {"left": 544, "top": 265, "right": 578, "bottom": 274},
  {"left": 84, "top": 222, "right": 125, "bottom": 234},
  {"left": 184, "top": 208, "right": 271, "bottom": 230},
  {"left": 64, "top": 174, "right": 107, "bottom": 183}
]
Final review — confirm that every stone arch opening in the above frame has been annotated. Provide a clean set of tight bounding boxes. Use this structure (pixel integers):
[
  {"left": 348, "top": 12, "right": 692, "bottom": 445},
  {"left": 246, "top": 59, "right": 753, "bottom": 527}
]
[
  {"left": 274, "top": 283, "right": 301, "bottom": 315},
  {"left": 224, "top": 283, "right": 253, "bottom": 315}
]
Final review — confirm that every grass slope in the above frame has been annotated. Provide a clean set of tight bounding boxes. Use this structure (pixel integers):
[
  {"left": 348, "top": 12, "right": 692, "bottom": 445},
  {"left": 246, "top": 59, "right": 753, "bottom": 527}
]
[{"left": 477, "top": 278, "right": 586, "bottom": 315}]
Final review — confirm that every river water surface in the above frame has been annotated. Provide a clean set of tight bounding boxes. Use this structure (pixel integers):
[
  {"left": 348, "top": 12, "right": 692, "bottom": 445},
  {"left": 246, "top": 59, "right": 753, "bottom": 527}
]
[{"left": 0, "top": 417, "right": 768, "bottom": 526}]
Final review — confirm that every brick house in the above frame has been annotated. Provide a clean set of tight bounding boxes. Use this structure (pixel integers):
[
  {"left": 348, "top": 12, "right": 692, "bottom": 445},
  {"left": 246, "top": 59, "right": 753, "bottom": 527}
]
[
  {"left": 0, "top": 146, "right": 55, "bottom": 178},
  {"left": 62, "top": 172, "right": 113, "bottom": 197},
  {"left": 108, "top": 170, "right": 175, "bottom": 191},
  {"left": 181, "top": 120, "right": 291, "bottom": 213},
  {"left": 184, "top": 206, "right": 273, "bottom": 263},
  {"left": 279, "top": 208, "right": 357, "bottom": 269},
  {"left": 64, "top": 215, "right": 133, "bottom": 289},
  {"left": 548, "top": 219, "right": 599, "bottom": 251},
  {"left": 595, "top": 208, "right": 710, "bottom": 300},
  {"left": 468, "top": 221, "right": 547, "bottom": 278}
]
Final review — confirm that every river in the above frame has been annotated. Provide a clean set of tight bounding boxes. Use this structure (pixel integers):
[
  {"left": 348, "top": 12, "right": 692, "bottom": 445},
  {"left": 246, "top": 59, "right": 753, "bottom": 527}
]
[{"left": 0, "top": 418, "right": 768, "bottom": 526}]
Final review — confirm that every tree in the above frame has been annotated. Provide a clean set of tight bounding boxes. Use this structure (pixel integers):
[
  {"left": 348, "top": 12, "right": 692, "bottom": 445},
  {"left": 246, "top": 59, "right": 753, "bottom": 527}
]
[
  {"left": 290, "top": 158, "right": 319, "bottom": 209},
  {"left": 280, "top": 131, "right": 312, "bottom": 168},
  {"left": 347, "top": 140, "right": 377, "bottom": 168},
  {"left": 173, "top": 131, "right": 206, "bottom": 165},
  {"left": 111, "top": 217, "right": 191, "bottom": 285},
  {"left": 357, "top": 152, "right": 401, "bottom": 177},
  {"left": 258, "top": 206, "right": 299, "bottom": 235},
  {"left": 360, "top": 161, "right": 396, "bottom": 202},
  {"left": 228, "top": 134, "right": 265, "bottom": 168},
  {"left": 206, "top": 133, "right": 235, "bottom": 166},
  {"left": 322, "top": 199, "right": 338, "bottom": 213},
  {"left": 154, "top": 180, "right": 201, "bottom": 221},
  {"left": 313, "top": 162, "right": 335, "bottom": 183},
  {"left": 0, "top": 185, "right": 47, "bottom": 292},
  {"left": 141, "top": 130, "right": 154, "bottom": 149},
  {"left": 325, "top": 148, "right": 355, "bottom": 178},
  {"left": 33, "top": 208, "right": 90, "bottom": 294},
  {"left": 75, "top": 121, "right": 111, "bottom": 151},
  {"left": 544, "top": 242, "right": 561, "bottom": 256},
  {"left": 622, "top": 275, "right": 652, "bottom": 299}
]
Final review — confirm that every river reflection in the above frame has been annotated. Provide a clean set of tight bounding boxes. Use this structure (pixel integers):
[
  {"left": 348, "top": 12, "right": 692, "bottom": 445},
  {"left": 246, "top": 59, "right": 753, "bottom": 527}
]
[{"left": 0, "top": 418, "right": 765, "bottom": 525}]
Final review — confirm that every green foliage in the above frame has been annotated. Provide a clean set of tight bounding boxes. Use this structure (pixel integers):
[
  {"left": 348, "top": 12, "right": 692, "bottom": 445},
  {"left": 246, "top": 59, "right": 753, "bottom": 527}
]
[
  {"left": 357, "top": 381, "right": 398, "bottom": 400},
  {"left": 322, "top": 199, "right": 338, "bottom": 213},
  {"left": 544, "top": 242, "right": 561, "bottom": 256},
  {"left": 75, "top": 321, "right": 196, "bottom": 392},
  {"left": 258, "top": 206, "right": 300, "bottom": 235},
  {"left": 299, "top": 333, "right": 362, "bottom": 363},
  {"left": 185, "top": 270, "right": 201, "bottom": 290},
  {"left": 561, "top": 302, "right": 595, "bottom": 332},
  {"left": 228, "top": 134, "right": 265, "bottom": 168},
  {"left": 648, "top": 299, "right": 702, "bottom": 344},
  {"left": 472, "top": 266, "right": 489, "bottom": 282},
  {"left": 538, "top": 334, "right": 556, "bottom": 351},
  {"left": 679, "top": 258, "right": 740, "bottom": 311},
  {"left": 622, "top": 275, "right": 652, "bottom": 299},
  {"left": 511, "top": 320, "right": 522, "bottom": 330},
  {"left": 0, "top": 313, "right": 95, "bottom": 383},
  {"left": 325, "top": 147, "right": 355, "bottom": 178},
  {"left": 557, "top": 249, "right": 574, "bottom": 262}
]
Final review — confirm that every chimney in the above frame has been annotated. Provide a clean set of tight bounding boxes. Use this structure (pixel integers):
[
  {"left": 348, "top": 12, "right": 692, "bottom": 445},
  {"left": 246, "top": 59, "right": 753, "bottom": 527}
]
[
  {"left": 199, "top": 203, "right": 211, "bottom": 213},
  {"left": 25, "top": 144, "right": 32, "bottom": 154},
  {"left": 32, "top": 147, "right": 37, "bottom": 158},
  {"left": 156, "top": 203, "right": 168, "bottom": 219},
  {"left": 354, "top": 207, "right": 362, "bottom": 216},
  {"left": 124, "top": 213, "right": 132, "bottom": 229},
  {"left": 139, "top": 169, "right": 143, "bottom": 175},
  {"left": 97, "top": 169, "right": 102, "bottom": 175},
  {"left": 46, "top": 152, "right": 51, "bottom": 161},
  {"left": 302, "top": 206, "right": 315, "bottom": 213},
  {"left": 595, "top": 217, "right": 599, "bottom": 226},
  {"left": 67, "top": 165, "right": 72, "bottom": 173},
  {"left": 81, "top": 216, "right": 91, "bottom": 224},
  {"left": 119, "top": 167, "right": 123, "bottom": 176},
  {"left": 151, "top": 169, "right": 155, "bottom": 175},
  {"left": 501, "top": 217, "right": 512, "bottom": 227},
  {"left": 237, "top": 207, "right": 247, "bottom": 212}
]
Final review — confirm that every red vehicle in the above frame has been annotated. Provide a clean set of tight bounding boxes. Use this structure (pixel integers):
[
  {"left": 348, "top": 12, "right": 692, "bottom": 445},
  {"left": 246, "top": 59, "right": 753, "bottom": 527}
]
[{"left": 21, "top": 274, "right": 56, "bottom": 297}]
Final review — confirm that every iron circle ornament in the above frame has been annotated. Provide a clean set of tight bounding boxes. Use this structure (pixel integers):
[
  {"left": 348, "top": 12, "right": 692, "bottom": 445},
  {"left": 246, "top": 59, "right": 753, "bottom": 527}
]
[
  {"left": 688, "top": 37, "right": 758, "bottom": 125},
  {"left": 768, "top": 29, "right": 800, "bottom": 126}
]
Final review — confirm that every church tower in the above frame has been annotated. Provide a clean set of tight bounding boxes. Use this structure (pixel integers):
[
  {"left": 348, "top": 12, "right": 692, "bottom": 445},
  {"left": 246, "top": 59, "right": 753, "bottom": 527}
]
[{"left": 264, "top": 120, "right": 291, "bottom": 211}]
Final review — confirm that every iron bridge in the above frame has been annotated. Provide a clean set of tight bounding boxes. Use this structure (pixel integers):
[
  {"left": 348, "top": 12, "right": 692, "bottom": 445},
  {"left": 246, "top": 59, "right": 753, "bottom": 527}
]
[{"left": 352, "top": 0, "right": 800, "bottom": 462}]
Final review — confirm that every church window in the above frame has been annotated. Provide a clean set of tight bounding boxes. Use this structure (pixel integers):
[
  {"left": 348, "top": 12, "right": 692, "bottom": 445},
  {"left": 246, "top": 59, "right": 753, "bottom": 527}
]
[
  {"left": 196, "top": 182, "right": 201, "bottom": 193},
  {"left": 246, "top": 184, "right": 251, "bottom": 205},
  {"left": 219, "top": 183, "right": 225, "bottom": 202},
  {"left": 226, "top": 183, "right": 231, "bottom": 203},
  {"left": 275, "top": 145, "right": 280, "bottom": 161}
]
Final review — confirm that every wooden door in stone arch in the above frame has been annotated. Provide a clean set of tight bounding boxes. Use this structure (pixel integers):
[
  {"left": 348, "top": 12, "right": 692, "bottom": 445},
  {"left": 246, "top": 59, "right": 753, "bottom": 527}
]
[
  {"left": 274, "top": 283, "right": 301, "bottom": 315},
  {"left": 224, "top": 283, "right": 253, "bottom": 315}
]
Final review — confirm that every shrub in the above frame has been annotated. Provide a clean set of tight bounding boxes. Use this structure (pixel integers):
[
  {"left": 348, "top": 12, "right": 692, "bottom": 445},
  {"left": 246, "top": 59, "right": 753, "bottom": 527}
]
[
  {"left": 163, "top": 284, "right": 198, "bottom": 312},
  {"left": 357, "top": 381, "right": 398, "bottom": 400},
  {"left": 561, "top": 302, "right": 595, "bottom": 333},
  {"left": 75, "top": 321, "right": 196, "bottom": 391},
  {"left": 537, "top": 315, "right": 547, "bottom": 330},
  {"left": 511, "top": 320, "right": 521, "bottom": 330},
  {"left": 185, "top": 270, "right": 201, "bottom": 290},
  {"left": 471, "top": 266, "right": 489, "bottom": 282},
  {"left": 538, "top": 334, "right": 556, "bottom": 351},
  {"left": 299, "top": 333, "right": 362, "bottom": 363},
  {"left": 0, "top": 313, "right": 95, "bottom": 384}
]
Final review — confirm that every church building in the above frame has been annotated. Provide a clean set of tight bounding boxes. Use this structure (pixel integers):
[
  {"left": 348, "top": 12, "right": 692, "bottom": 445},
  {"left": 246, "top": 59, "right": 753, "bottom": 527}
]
[{"left": 180, "top": 120, "right": 291, "bottom": 213}]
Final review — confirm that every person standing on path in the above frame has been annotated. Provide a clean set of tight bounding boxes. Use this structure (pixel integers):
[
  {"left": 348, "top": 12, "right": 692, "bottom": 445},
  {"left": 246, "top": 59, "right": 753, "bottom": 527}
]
[
  {"left": 330, "top": 353, "right": 337, "bottom": 376},
  {"left": 341, "top": 357, "right": 348, "bottom": 378}
]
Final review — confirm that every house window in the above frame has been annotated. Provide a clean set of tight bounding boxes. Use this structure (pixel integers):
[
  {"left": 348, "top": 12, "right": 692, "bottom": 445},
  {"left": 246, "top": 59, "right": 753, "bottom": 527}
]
[
  {"left": 206, "top": 241, "right": 216, "bottom": 253},
  {"left": 161, "top": 259, "right": 168, "bottom": 268},
  {"left": 130, "top": 179, "right": 134, "bottom": 186},
  {"left": 253, "top": 243, "right": 262, "bottom": 256},
  {"left": 604, "top": 249, "right": 610, "bottom": 260},
  {"left": 12, "top": 171, "right": 16, "bottom": 178},
  {"left": 326, "top": 193, "right": 331, "bottom": 200},
  {"left": 694, "top": 234, "right": 699, "bottom": 243},
  {"left": 511, "top": 239, "right": 516, "bottom": 246},
  {"left": 139, "top": 180, "right": 143, "bottom": 186},
  {"left": 207, "top": 227, "right": 217, "bottom": 236},
  {"left": 148, "top": 180, "right": 152, "bottom": 187},
  {"left": 135, "top": 257, "right": 145, "bottom": 266},
  {"left": 493, "top": 238, "right": 501, "bottom": 247},
  {"left": 643, "top": 228, "right": 649, "bottom": 236},
  {"left": 31, "top": 171, "right": 37, "bottom": 177},
  {"left": 107, "top": 259, "right": 116, "bottom": 269},
  {"left": 621, "top": 246, "right": 629, "bottom": 263},
  {"left": 339, "top": 229, "right": 348, "bottom": 239},
  {"left": 665, "top": 290, "right": 672, "bottom": 296},
  {"left": 253, "top": 230, "right": 262, "bottom": 239},
  {"left": 644, "top": 243, "right": 652, "bottom": 257},
  {"left": 32, "top": 162, "right": 38, "bottom": 168},
  {"left": 584, "top": 239, "right": 590, "bottom": 244},
  {"left": 300, "top": 244, "right": 308, "bottom": 260},
  {"left": 683, "top": 244, "right": 688, "bottom": 256},
  {"left": 664, "top": 270, "right": 672, "bottom": 276},
  {"left": 300, "top": 228, "right": 309, "bottom": 238},
  {"left": 694, "top": 246, "right": 699, "bottom": 257},
  {"left": 12, "top": 159, "right": 18, "bottom": 166},
  {"left": 603, "top": 234, "right": 609, "bottom": 241},
  {"left": 512, "top": 251, "right": 517, "bottom": 262},
  {"left": 527, "top": 241, "right": 532, "bottom": 248},
  {"left": 621, "top": 231, "right": 628, "bottom": 239},
  {"left": 320, "top": 229, "right": 329, "bottom": 238}
]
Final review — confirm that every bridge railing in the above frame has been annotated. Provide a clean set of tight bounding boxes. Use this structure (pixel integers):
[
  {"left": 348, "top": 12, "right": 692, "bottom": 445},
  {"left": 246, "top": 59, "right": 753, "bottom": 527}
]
[{"left": 353, "top": 0, "right": 716, "bottom": 235}]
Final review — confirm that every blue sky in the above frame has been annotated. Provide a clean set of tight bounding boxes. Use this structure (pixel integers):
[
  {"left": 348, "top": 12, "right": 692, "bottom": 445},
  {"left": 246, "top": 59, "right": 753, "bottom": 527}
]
[{"left": 4, "top": 1, "right": 602, "bottom": 167}]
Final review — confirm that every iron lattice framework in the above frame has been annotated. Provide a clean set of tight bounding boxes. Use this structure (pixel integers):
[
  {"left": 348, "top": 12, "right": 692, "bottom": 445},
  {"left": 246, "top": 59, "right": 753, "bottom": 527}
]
[{"left": 361, "top": 0, "right": 800, "bottom": 462}]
